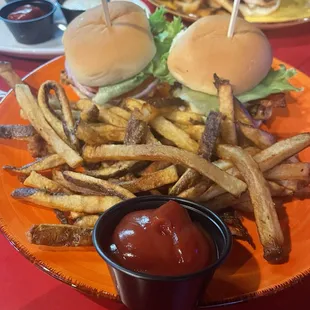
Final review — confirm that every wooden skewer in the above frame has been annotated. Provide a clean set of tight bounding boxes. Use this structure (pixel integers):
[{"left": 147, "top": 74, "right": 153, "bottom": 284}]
[
  {"left": 227, "top": 0, "right": 241, "bottom": 38},
  {"left": 101, "top": 0, "right": 112, "bottom": 28}
]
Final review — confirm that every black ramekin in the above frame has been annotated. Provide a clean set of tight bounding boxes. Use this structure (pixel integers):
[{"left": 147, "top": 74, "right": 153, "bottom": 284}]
[
  {"left": 56, "top": 0, "right": 84, "bottom": 24},
  {"left": 0, "top": 0, "right": 56, "bottom": 45},
  {"left": 93, "top": 196, "right": 232, "bottom": 310}
]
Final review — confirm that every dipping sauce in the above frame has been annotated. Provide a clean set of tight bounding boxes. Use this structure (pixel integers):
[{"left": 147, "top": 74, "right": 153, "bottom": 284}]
[
  {"left": 110, "top": 200, "right": 212, "bottom": 276},
  {"left": 7, "top": 4, "right": 45, "bottom": 21},
  {"left": 62, "top": 0, "right": 101, "bottom": 11}
]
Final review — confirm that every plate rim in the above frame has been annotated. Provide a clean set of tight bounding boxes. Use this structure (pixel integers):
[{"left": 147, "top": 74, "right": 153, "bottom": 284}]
[{"left": 0, "top": 56, "right": 310, "bottom": 307}]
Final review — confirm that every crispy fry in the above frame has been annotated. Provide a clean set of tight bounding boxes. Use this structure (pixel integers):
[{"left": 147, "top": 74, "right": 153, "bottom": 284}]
[
  {"left": 89, "top": 124, "right": 125, "bottom": 142},
  {"left": 124, "top": 114, "right": 148, "bottom": 145},
  {"left": 0, "top": 61, "right": 23, "bottom": 89},
  {"left": 54, "top": 209, "right": 68, "bottom": 224},
  {"left": 76, "top": 99, "right": 99, "bottom": 122},
  {"left": 98, "top": 108, "right": 128, "bottom": 127},
  {"left": 62, "top": 171, "right": 135, "bottom": 199},
  {"left": 24, "top": 171, "right": 71, "bottom": 194},
  {"left": 12, "top": 188, "right": 122, "bottom": 214},
  {"left": 27, "top": 134, "right": 53, "bottom": 158},
  {"left": 174, "top": 124, "right": 205, "bottom": 141},
  {"left": 83, "top": 144, "right": 247, "bottom": 196},
  {"left": 150, "top": 116, "right": 199, "bottom": 153},
  {"left": 164, "top": 111, "right": 204, "bottom": 125},
  {"left": 67, "top": 211, "right": 85, "bottom": 220},
  {"left": 139, "top": 161, "right": 171, "bottom": 176},
  {"left": 177, "top": 180, "right": 211, "bottom": 200},
  {"left": 216, "top": 144, "right": 284, "bottom": 263},
  {"left": 76, "top": 122, "right": 107, "bottom": 145},
  {"left": 109, "top": 106, "right": 131, "bottom": 120},
  {"left": 15, "top": 85, "right": 83, "bottom": 168},
  {"left": 27, "top": 224, "right": 93, "bottom": 246},
  {"left": 118, "top": 165, "right": 178, "bottom": 193},
  {"left": 169, "top": 169, "right": 200, "bottom": 196},
  {"left": 214, "top": 75, "right": 237, "bottom": 145},
  {"left": 0, "top": 125, "right": 35, "bottom": 140},
  {"left": 264, "top": 163, "right": 310, "bottom": 181},
  {"left": 37, "top": 81, "right": 79, "bottom": 150},
  {"left": 3, "top": 154, "right": 66, "bottom": 174},
  {"left": 238, "top": 123, "right": 276, "bottom": 149},
  {"left": 74, "top": 215, "right": 99, "bottom": 228},
  {"left": 234, "top": 98, "right": 254, "bottom": 126}
]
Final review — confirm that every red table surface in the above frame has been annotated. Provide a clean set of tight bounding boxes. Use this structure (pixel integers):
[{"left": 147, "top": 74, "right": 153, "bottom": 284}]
[{"left": 1, "top": 12, "right": 310, "bottom": 310}]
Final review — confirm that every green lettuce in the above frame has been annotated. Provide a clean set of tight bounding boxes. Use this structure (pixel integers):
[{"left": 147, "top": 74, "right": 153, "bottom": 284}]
[
  {"left": 94, "top": 8, "right": 184, "bottom": 105},
  {"left": 174, "top": 66, "right": 302, "bottom": 116}
]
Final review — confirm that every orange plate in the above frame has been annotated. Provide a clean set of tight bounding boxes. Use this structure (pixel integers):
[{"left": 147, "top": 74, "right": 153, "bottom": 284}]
[{"left": 0, "top": 56, "right": 310, "bottom": 307}]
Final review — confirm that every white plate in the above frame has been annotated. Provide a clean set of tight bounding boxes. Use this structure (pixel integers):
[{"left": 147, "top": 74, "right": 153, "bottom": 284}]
[{"left": 0, "top": 0, "right": 151, "bottom": 60}]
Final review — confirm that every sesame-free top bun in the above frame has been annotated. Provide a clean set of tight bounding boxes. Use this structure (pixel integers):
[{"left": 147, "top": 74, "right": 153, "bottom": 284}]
[
  {"left": 63, "top": 2, "right": 156, "bottom": 87},
  {"left": 167, "top": 15, "right": 273, "bottom": 96}
]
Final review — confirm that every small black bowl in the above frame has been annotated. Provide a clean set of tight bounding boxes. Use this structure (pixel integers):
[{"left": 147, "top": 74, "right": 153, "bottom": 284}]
[
  {"left": 93, "top": 196, "right": 232, "bottom": 310},
  {"left": 56, "top": 0, "right": 84, "bottom": 24},
  {"left": 0, "top": 0, "right": 56, "bottom": 45}
]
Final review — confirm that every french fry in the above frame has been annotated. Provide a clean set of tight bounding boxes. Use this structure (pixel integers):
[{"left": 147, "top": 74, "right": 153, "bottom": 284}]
[
  {"left": 174, "top": 124, "right": 205, "bottom": 141},
  {"left": 27, "top": 134, "right": 53, "bottom": 158},
  {"left": 0, "top": 61, "right": 23, "bottom": 89},
  {"left": 98, "top": 108, "right": 128, "bottom": 127},
  {"left": 233, "top": 98, "right": 254, "bottom": 126},
  {"left": 83, "top": 144, "right": 247, "bottom": 196},
  {"left": 54, "top": 209, "right": 69, "bottom": 224},
  {"left": 164, "top": 111, "right": 204, "bottom": 125},
  {"left": 264, "top": 163, "right": 310, "bottom": 181},
  {"left": 76, "top": 99, "right": 99, "bottom": 122},
  {"left": 150, "top": 116, "right": 199, "bottom": 153},
  {"left": 62, "top": 171, "right": 136, "bottom": 199},
  {"left": 139, "top": 161, "right": 171, "bottom": 176},
  {"left": 0, "top": 125, "right": 35, "bottom": 140},
  {"left": 214, "top": 75, "right": 237, "bottom": 145},
  {"left": 27, "top": 224, "right": 93, "bottom": 246},
  {"left": 11, "top": 188, "right": 122, "bottom": 214},
  {"left": 216, "top": 144, "right": 285, "bottom": 263},
  {"left": 15, "top": 85, "right": 83, "bottom": 168},
  {"left": 89, "top": 124, "right": 125, "bottom": 142},
  {"left": 109, "top": 106, "right": 131, "bottom": 120},
  {"left": 124, "top": 113, "right": 148, "bottom": 145},
  {"left": 238, "top": 123, "right": 276, "bottom": 149},
  {"left": 3, "top": 154, "right": 66, "bottom": 174},
  {"left": 76, "top": 122, "right": 107, "bottom": 145},
  {"left": 177, "top": 180, "right": 211, "bottom": 200},
  {"left": 118, "top": 165, "right": 179, "bottom": 193},
  {"left": 24, "top": 171, "right": 71, "bottom": 194},
  {"left": 74, "top": 215, "right": 99, "bottom": 228}
]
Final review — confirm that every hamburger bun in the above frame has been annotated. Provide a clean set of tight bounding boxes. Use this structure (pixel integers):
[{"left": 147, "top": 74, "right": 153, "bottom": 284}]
[
  {"left": 240, "top": 0, "right": 281, "bottom": 16},
  {"left": 167, "top": 15, "right": 273, "bottom": 95},
  {"left": 63, "top": 2, "right": 156, "bottom": 87}
]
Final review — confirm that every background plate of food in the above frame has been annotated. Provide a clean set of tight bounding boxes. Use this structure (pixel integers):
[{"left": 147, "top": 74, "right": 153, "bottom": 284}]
[
  {"left": 148, "top": 0, "right": 310, "bottom": 29},
  {"left": 0, "top": 2, "right": 310, "bottom": 308}
]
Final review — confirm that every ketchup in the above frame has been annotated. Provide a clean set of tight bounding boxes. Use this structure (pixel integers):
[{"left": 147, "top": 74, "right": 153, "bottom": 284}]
[
  {"left": 110, "top": 201, "right": 212, "bottom": 276},
  {"left": 7, "top": 5, "right": 45, "bottom": 21}
]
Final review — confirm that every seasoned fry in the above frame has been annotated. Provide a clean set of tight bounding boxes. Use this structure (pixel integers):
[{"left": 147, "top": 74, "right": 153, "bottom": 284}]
[
  {"left": 27, "top": 224, "right": 93, "bottom": 246},
  {"left": 98, "top": 108, "right": 128, "bottom": 127},
  {"left": 74, "top": 215, "right": 99, "bottom": 228},
  {"left": 264, "top": 163, "right": 310, "bottom": 181},
  {"left": 54, "top": 209, "right": 68, "bottom": 224},
  {"left": 24, "top": 171, "right": 71, "bottom": 194},
  {"left": 89, "top": 124, "right": 125, "bottom": 142},
  {"left": 164, "top": 111, "right": 204, "bottom": 125},
  {"left": 177, "top": 180, "right": 211, "bottom": 200},
  {"left": 27, "top": 134, "right": 53, "bottom": 158},
  {"left": 62, "top": 171, "right": 135, "bottom": 199},
  {"left": 76, "top": 122, "right": 107, "bottom": 145},
  {"left": 150, "top": 116, "right": 199, "bottom": 153},
  {"left": 0, "top": 61, "right": 23, "bottom": 89},
  {"left": 15, "top": 85, "right": 83, "bottom": 168},
  {"left": 216, "top": 144, "right": 284, "bottom": 263},
  {"left": 86, "top": 161, "right": 143, "bottom": 179},
  {"left": 3, "top": 154, "right": 66, "bottom": 174},
  {"left": 238, "top": 123, "right": 276, "bottom": 149},
  {"left": 214, "top": 75, "right": 237, "bottom": 145},
  {"left": 11, "top": 188, "right": 122, "bottom": 214},
  {"left": 169, "top": 169, "right": 200, "bottom": 196},
  {"left": 0, "top": 125, "right": 35, "bottom": 140},
  {"left": 174, "top": 124, "right": 205, "bottom": 141},
  {"left": 76, "top": 99, "right": 99, "bottom": 122},
  {"left": 118, "top": 165, "right": 178, "bottom": 193},
  {"left": 124, "top": 114, "right": 148, "bottom": 145},
  {"left": 109, "top": 106, "right": 131, "bottom": 120},
  {"left": 139, "top": 161, "right": 171, "bottom": 176},
  {"left": 37, "top": 81, "right": 79, "bottom": 150},
  {"left": 83, "top": 144, "right": 247, "bottom": 196}
]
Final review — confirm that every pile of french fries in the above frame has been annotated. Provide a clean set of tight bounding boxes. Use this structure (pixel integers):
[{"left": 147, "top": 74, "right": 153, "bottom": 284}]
[
  {"left": 0, "top": 61, "right": 310, "bottom": 264},
  {"left": 152, "top": 0, "right": 238, "bottom": 18}
]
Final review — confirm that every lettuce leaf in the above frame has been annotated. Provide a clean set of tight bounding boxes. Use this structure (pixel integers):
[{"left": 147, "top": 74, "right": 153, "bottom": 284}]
[
  {"left": 145, "top": 8, "right": 184, "bottom": 84},
  {"left": 174, "top": 65, "right": 302, "bottom": 116}
]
